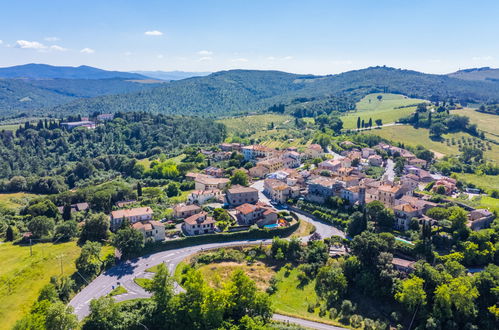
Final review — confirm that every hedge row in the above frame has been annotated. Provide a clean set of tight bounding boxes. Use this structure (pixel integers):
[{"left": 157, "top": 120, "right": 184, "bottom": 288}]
[{"left": 139, "top": 220, "right": 301, "bottom": 256}]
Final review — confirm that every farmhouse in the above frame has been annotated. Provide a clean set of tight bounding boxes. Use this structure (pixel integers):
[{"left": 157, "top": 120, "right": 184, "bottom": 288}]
[{"left": 110, "top": 207, "right": 153, "bottom": 230}]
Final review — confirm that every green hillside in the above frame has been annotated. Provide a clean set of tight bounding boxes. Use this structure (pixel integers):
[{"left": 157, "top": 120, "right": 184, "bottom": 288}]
[{"left": 48, "top": 67, "right": 499, "bottom": 117}]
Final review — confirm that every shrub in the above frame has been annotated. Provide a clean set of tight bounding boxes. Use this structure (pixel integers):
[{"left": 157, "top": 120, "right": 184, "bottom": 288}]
[{"left": 350, "top": 314, "right": 363, "bottom": 328}]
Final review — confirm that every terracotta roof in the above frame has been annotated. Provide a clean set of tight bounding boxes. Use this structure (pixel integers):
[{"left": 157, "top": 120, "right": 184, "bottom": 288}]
[
  {"left": 174, "top": 204, "right": 201, "bottom": 213},
  {"left": 346, "top": 186, "right": 361, "bottom": 193},
  {"left": 184, "top": 212, "right": 215, "bottom": 225},
  {"left": 393, "top": 203, "right": 418, "bottom": 212},
  {"left": 308, "top": 144, "right": 323, "bottom": 150},
  {"left": 228, "top": 185, "right": 258, "bottom": 194},
  {"left": 111, "top": 207, "right": 153, "bottom": 219},
  {"left": 235, "top": 203, "right": 258, "bottom": 215},
  {"left": 196, "top": 177, "right": 230, "bottom": 185},
  {"left": 379, "top": 184, "right": 401, "bottom": 193},
  {"left": 392, "top": 258, "right": 415, "bottom": 268}
]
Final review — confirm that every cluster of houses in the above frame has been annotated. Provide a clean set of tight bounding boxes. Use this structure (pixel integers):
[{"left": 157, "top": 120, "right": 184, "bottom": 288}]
[
  {"left": 61, "top": 113, "right": 114, "bottom": 130},
  {"left": 100, "top": 140, "right": 494, "bottom": 243}
]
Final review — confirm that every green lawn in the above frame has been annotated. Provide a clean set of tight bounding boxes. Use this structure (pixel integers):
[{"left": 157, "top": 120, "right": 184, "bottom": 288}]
[
  {"left": 134, "top": 278, "right": 152, "bottom": 289},
  {"left": 450, "top": 108, "right": 499, "bottom": 141},
  {"left": 341, "top": 93, "right": 427, "bottom": 129},
  {"left": 137, "top": 154, "right": 186, "bottom": 169},
  {"left": 0, "top": 241, "right": 113, "bottom": 328},
  {"left": 0, "top": 192, "right": 40, "bottom": 210},
  {"left": 478, "top": 196, "right": 499, "bottom": 213},
  {"left": 108, "top": 285, "right": 128, "bottom": 297},
  {"left": 454, "top": 173, "right": 499, "bottom": 193},
  {"left": 365, "top": 125, "right": 499, "bottom": 162},
  {"left": 218, "top": 114, "right": 294, "bottom": 136},
  {"left": 0, "top": 124, "right": 21, "bottom": 132}
]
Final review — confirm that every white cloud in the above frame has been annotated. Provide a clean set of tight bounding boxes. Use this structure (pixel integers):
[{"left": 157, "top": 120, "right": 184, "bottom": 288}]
[
  {"left": 49, "top": 45, "right": 67, "bottom": 51},
  {"left": 80, "top": 47, "right": 95, "bottom": 54},
  {"left": 199, "top": 56, "right": 213, "bottom": 61},
  {"left": 157, "top": 54, "right": 164, "bottom": 59},
  {"left": 283, "top": 56, "right": 293, "bottom": 60},
  {"left": 472, "top": 56, "right": 493, "bottom": 61},
  {"left": 231, "top": 58, "right": 248, "bottom": 63},
  {"left": 44, "top": 36, "right": 59, "bottom": 42},
  {"left": 198, "top": 50, "right": 213, "bottom": 56},
  {"left": 144, "top": 30, "right": 163, "bottom": 36},
  {"left": 266, "top": 56, "right": 276, "bottom": 61},
  {"left": 0, "top": 40, "right": 3, "bottom": 45},
  {"left": 123, "top": 51, "right": 132, "bottom": 56},
  {"left": 15, "top": 40, "right": 46, "bottom": 50}
]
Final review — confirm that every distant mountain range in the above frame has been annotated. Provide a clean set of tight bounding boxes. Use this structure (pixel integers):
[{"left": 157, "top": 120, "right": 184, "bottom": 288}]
[
  {"left": 2, "top": 64, "right": 499, "bottom": 118},
  {"left": 0, "top": 63, "right": 149, "bottom": 80},
  {"left": 448, "top": 67, "right": 499, "bottom": 82},
  {"left": 131, "top": 70, "right": 211, "bottom": 81}
]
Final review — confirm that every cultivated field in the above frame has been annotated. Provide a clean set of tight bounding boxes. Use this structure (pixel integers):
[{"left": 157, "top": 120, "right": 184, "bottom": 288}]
[
  {"left": 365, "top": 125, "right": 499, "bottom": 162},
  {"left": 453, "top": 173, "right": 499, "bottom": 193},
  {"left": 0, "top": 192, "right": 40, "bottom": 210},
  {"left": 218, "top": 114, "right": 294, "bottom": 136},
  {"left": 341, "top": 93, "right": 426, "bottom": 129},
  {"left": 450, "top": 108, "right": 499, "bottom": 142}
]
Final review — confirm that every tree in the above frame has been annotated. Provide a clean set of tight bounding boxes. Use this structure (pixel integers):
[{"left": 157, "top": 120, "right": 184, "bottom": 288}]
[
  {"left": 395, "top": 276, "right": 426, "bottom": 312},
  {"left": 6, "top": 225, "right": 15, "bottom": 241},
  {"left": 45, "top": 302, "right": 78, "bottom": 330},
  {"left": 357, "top": 117, "right": 361, "bottom": 129},
  {"left": 430, "top": 122, "right": 446, "bottom": 138},
  {"left": 79, "top": 213, "right": 110, "bottom": 243},
  {"left": 368, "top": 118, "right": 372, "bottom": 128},
  {"left": 75, "top": 241, "right": 103, "bottom": 279},
  {"left": 113, "top": 226, "right": 145, "bottom": 259},
  {"left": 375, "top": 119, "right": 382, "bottom": 127},
  {"left": 54, "top": 220, "right": 78, "bottom": 241},
  {"left": 230, "top": 169, "right": 249, "bottom": 186},
  {"left": 26, "top": 200, "right": 59, "bottom": 218},
  {"left": 137, "top": 182, "right": 142, "bottom": 197},
  {"left": 148, "top": 263, "right": 174, "bottom": 310},
  {"left": 315, "top": 264, "right": 347, "bottom": 307},
  {"left": 377, "top": 95, "right": 383, "bottom": 101},
  {"left": 433, "top": 277, "right": 478, "bottom": 321},
  {"left": 365, "top": 201, "right": 395, "bottom": 231},
  {"left": 62, "top": 203, "right": 72, "bottom": 221},
  {"left": 28, "top": 216, "right": 55, "bottom": 238},
  {"left": 350, "top": 231, "right": 394, "bottom": 268},
  {"left": 347, "top": 211, "right": 367, "bottom": 237},
  {"left": 83, "top": 297, "right": 122, "bottom": 330},
  {"left": 166, "top": 183, "right": 180, "bottom": 197}
]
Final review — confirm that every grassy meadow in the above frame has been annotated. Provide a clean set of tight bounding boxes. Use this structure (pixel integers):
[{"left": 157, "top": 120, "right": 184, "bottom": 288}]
[
  {"left": 450, "top": 108, "right": 499, "bottom": 142},
  {"left": 453, "top": 173, "right": 499, "bottom": 193},
  {"left": 341, "top": 93, "right": 427, "bottom": 129},
  {"left": 218, "top": 114, "right": 294, "bottom": 136},
  {"left": 0, "top": 241, "right": 113, "bottom": 328},
  {"left": 0, "top": 192, "right": 40, "bottom": 210},
  {"left": 364, "top": 125, "right": 499, "bottom": 162}
]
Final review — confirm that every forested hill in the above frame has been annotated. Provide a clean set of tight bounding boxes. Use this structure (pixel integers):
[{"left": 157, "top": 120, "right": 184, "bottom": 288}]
[
  {"left": 0, "top": 112, "right": 225, "bottom": 191},
  {"left": 0, "top": 63, "right": 149, "bottom": 80},
  {"left": 50, "top": 67, "right": 499, "bottom": 117},
  {"left": 448, "top": 67, "right": 499, "bottom": 81},
  {"left": 0, "top": 78, "right": 164, "bottom": 116}
]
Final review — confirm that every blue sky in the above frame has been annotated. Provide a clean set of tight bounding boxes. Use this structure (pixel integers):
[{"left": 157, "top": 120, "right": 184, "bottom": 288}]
[{"left": 0, "top": 0, "right": 498, "bottom": 74}]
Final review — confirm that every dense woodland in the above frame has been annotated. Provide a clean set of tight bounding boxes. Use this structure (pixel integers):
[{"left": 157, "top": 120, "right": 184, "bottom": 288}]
[
  {"left": 31, "top": 67, "right": 499, "bottom": 118},
  {"left": 0, "top": 113, "right": 226, "bottom": 192}
]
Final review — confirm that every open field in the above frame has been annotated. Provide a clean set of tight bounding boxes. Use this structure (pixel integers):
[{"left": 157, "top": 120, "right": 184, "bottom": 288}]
[
  {"left": 364, "top": 125, "right": 499, "bottom": 162},
  {"left": 198, "top": 261, "right": 275, "bottom": 291},
  {"left": 454, "top": 173, "right": 499, "bottom": 193},
  {"left": 0, "top": 124, "right": 20, "bottom": 131},
  {"left": 341, "top": 93, "right": 426, "bottom": 129},
  {"left": 218, "top": 114, "right": 294, "bottom": 136},
  {"left": 0, "top": 192, "right": 40, "bottom": 210},
  {"left": 0, "top": 241, "right": 113, "bottom": 328},
  {"left": 450, "top": 108, "right": 499, "bottom": 141},
  {"left": 136, "top": 153, "right": 186, "bottom": 169}
]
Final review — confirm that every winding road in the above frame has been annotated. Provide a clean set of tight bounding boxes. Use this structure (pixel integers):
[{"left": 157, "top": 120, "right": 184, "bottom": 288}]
[{"left": 69, "top": 181, "right": 345, "bottom": 329}]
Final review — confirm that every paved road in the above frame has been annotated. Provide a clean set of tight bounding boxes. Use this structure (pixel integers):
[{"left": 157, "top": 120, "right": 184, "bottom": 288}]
[
  {"left": 382, "top": 158, "right": 395, "bottom": 182},
  {"left": 70, "top": 181, "right": 345, "bottom": 329},
  {"left": 273, "top": 314, "right": 345, "bottom": 330}
]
